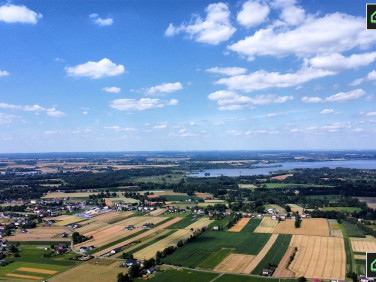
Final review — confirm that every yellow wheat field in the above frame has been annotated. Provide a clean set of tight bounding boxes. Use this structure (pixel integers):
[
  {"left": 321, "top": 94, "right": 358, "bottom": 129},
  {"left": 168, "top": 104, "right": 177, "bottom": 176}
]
[
  {"left": 228, "top": 218, "right": 250, "bottom": 232},
  {"left": 17, "top": 267, "right": 57, "bottom": 274},
  {"left": 289, "top": 235, "right": 346, "bottom": 280},
  {"left": 184, "top": 217, "right": 212, "bottom": 230},
  {"left": 254, "top": 217, "right": 278, "bottom": 233},
  {"left": 133, "top": 229, "right": 192, "bottom": 260},
  {"left": 214, "top": 253, "right": 255, "bottom": 273},
  {"left": 6, "top": 273, "right": 44, "bottom": 280},
  {"left": 274, "top": 218, "right": 329, "bottom": 236}
]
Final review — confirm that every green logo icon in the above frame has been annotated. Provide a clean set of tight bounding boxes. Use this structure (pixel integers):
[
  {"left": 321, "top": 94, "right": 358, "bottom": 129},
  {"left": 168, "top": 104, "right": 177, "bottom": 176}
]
[
  {"left": 372, "top": 258, "right": 376, "bottom": 272},
  {"left": 371, "top": 11, "right": 376, "bottom": 23}
]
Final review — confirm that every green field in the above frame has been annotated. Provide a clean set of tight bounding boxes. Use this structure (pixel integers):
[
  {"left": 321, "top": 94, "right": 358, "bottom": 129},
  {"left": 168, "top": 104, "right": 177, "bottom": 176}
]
[
  {"left": 197, "top": 248, "right": 233, "bottom": 269},
  {"left": 0, "top": 260, "right": 69, "bottom": 280},
  {"left": 241, "top": 218, "right": 261, "bottom": 233},
  {"left": 340, "top": 224, "right": 355, "bottom": 273},
  {"left": 147, "top": 268, "right": 219, "bottom": 282},
  {"left": 167, "top": 214, "right": 204, "bottom": 229},
  {"left": 305, "top": 195, "right": 340, "bottom": 200},
  {"left": 265, "top": 183, "right": 330, "bottom": 188},
  {"left": 162, "top": 231, "right": 271, "bottom": 268},
  {"left": 133, "top": 174, "right": 184, "bottom": 184},
  {"left": 251, "top": 234, "right": 292, "bottom": 275},
  {"left": 164, "top": 195, "right": 203, "bottom": 202},
  {"left": 209, "top": 215, "right": 231, "bottom": 230},
  {"left": 216, "top": 274, "right": 296, "bottom": 282},
  {"left": 342, "top": 221, "right": 366, "bottom": 238},
  {"left": 322, "top": 207, "right": 361, "bottom": 213}
]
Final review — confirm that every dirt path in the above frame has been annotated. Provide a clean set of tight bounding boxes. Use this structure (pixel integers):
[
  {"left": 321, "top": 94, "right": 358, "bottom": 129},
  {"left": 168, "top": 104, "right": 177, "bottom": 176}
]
[{"left": 272, "top": 246, "right": 295, "bottom": 278}]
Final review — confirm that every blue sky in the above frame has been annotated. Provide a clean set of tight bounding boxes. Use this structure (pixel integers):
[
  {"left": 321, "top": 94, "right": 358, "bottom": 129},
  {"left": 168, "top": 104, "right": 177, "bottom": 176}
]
[{"left": 0, "top": 0, "right": 376, "bottom": 152}]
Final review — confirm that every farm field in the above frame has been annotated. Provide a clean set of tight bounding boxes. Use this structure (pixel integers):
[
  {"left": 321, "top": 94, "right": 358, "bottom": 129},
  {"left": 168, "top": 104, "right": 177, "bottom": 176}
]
[
  {"left": 42, "top": 192, "right": 96, "bottom": 199},
  {"left": 254, "top": 217, "right": 278, "bottom": 233},
  {"left": 273, "top": 218, "right": 329, "bottom": 236},
  {"left": 162, "top": 231, "right": 271, "bottom": 268},
  {"left": 322, "top": 207, "right": 362, "bottom": 213},
  {"left": 228, "top": 218, "right": 250, "bottom": 232},
  {"left": 91, "top": 217, "right": 183, "bottom": 256},
  {"left": 238, "top": 184, "right": 257, "bottom": 189},
  {"left": 75, "top": 216, "right": 168, "bottom": 248},
  {"left": 9, "top": 227, "right": 71, "bottom": 242},
  {"left": 289, "top": 235, "right": 346, "bottom": 280},
  {"left": 342, "top": 221, "right": 366, "bottom": 238},
  {"left": 242, "top": 234, "right": 279, "bottom": 274},
  {"left": 0, "top": 261, "right": 68, "bottom": 281},
  {"left": 271, "top": 174, "right": 293, "bottom": 180},
  {"left": 251, "top": 234, "right": 292, "bottom": 275},
  {"left": 356, "top": 197, "right": 376, "bottom": 210},
  {"left": 53, "top": 216, "right": 88, "bottom": 226},
  {"left": 49, "top": 260, "right": 122, "bottom": 282},
  {"left": 184, "top": 217, "right": 212, "bottom": 230},
  {"left": 273, "top": 246, "right": 296, "bottom": 278},
  {"left": 133, "top": 229, "right": 192, "bottom": 260},
  {"left": 240, "top": 218, "right": 261, "bottom": 233},
  {"left": 328, "top": 219, "right": 343, "bottom": 238},
  {"left": 166, "top": 214, "right": 203, "bottom": 229},
  {"left": 265, "top": 183, "right": 327, "bottom": 188},
  {"left": 89, "top": 211, "right": 133, "bottom": 223},
  {"left": 268, "top": 204, "right": 286, "bottom": 214},
  {"left": 149, "top": 208, "right": 167, "bottom": 216},
  {"left": 287, "top": 204, "right": 304, "bottom": 215},
  {"left": 214, "top": 253, "right": 255, "bottom": 273},
  {"left": 149, "top": 268, "right": 219, "bottom": 282},
  {"left": 351, "top": 236, "right": 376, "bottom": 252}
]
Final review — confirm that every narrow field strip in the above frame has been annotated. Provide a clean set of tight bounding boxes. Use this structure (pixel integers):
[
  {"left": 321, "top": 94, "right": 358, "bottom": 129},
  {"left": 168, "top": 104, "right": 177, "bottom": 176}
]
[
  {"left": 6, "top": 273, "right": 44, "bottom": 280},
  {"left": 228, "top": 218, "right": 250, "bottom": 232},
  {"left": 214, "top": 253, "right": 255, "bottom": 273},
  {"left": 242, "top": 233, "right": 279, "bottom": 274},
  {"left": 17, "top": 267, "right": 58, "bottom": 274}
]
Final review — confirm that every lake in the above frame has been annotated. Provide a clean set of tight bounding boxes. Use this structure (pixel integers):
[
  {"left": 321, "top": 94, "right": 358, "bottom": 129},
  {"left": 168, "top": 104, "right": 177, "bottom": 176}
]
[{"left": 187, "top": 160, "right": 376, "bottom": 177}]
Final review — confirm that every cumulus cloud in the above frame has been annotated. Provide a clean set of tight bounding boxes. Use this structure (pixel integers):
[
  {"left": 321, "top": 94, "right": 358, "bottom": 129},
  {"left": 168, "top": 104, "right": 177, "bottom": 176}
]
[
  {"left": 206, "top": 66, "right": 247, "bottom": 76},
  {"left": 109, "top": 98, "right": 178, "bottom": 111},
  {"left": 144, "top": 82, "right": 183, "bottom": 95},
  {"left": 66, "top": 58, "right": 124, "bottom": 79},
  {"left": 215, "top": 68, "right": 334, "bottom": 92},
  {"left": 153, "top": 124, "right": 167, "bottom": 129},
  {"left": 237, "top": 0, "right": 270, "bottom": 28},
  {"left": 0, "top": 103, "right": 65, "bottom": 117},
  {"left": 103, "top": 86, "right": 121, "bottom": 93},
  {"left": 0, "top": 4, "right": 42, "bottom": 24},
  {"left": 165, "top": 2, "right": 236, "bottom": 45},
  {"left": 307, "top": 52, "right": 376, "bottom": 72},
  {"left": 89, "top": 13, "right": 113, "bottom": 26},
  {"left": 350, "top": 70, "right": 376, "bottom": 86},
  {"left": 228, "top": 13, "right": 376, "bottom": 60},
  {"left": 0, "top": 70, "right": 9, "bottom": 77},
  {"left": 320, "top": 109, "right": 335, "bottom": 114},
  {"left": 208, "top": 90, "right": 293, "bottom": 110},
  {"left": 302, "top": 89, "right": 366, "bottom": 103},
  {"left": 272, "top": 0, "right": 305, "bottom": 26}
]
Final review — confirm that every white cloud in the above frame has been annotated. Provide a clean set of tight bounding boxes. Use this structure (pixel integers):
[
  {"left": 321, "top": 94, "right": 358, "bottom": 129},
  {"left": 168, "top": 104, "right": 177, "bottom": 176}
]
[
  {"left": 228, "top": 13, "right": 376, "bottom": 60},
  {"left": 46, "top": 108, "right": 65, "bottom": 117},
  {"left": 0, "top": 113, "right": 18, "bottom": 124},
  {"left": 189, "top": 122, "right": 195, "bottom": 126},
  {"left": 308, "top": 52, "right": 376, "bottom": 72},
  {"left": 246, "top": 129, "right": 279, "bottom": 135},
  {"left": 105, "top": 126, "right": 137, "bottom": 131},
  {"left": 44, "top": 131, "right": 58, "bottom": 135},
  {"left": 0, "top": 4, "right": 42, "bottom": 24},
  {"left": 103, "top": 86, "right": 121, "bottom": 93},
  {"left": 144, "top": 82, "right": 183, "bottom": 95},
  {"left": 350, "top": 70, "right": 376, "bottom": 86},
  {"left": 273, "top": 0, "right": 305, "bottom": 26},
  {"left": 215, "top": 68, "right": 334, "bottom": 92},
  {"left": 302, "top": 89, "right": 366, "bottom": 103},
  {"left": 226, "top": 130, "right": 242, "bottom": 136},
  {"left": 237, "top": 0, "right": 270, "bottom": 28},
  {"left": 0, "top": 70, "right": 9, "bottom": 77},
  {"left": 109, "top": 98, "right": 177, "bottom": 111},
  {"left": 153, "top": 124, "right": 167, "bottom": 129},
  {"left": 66, "top": 58, "right": 124, "bottom": 79},
  {"left": 320, "top": 109, "right": 335, "bottom": 115},
  {"left": 206, "top": 66, "right": 247, "bottom": 76},
  {"left": 208, "top": 90, "right": 293, "bottom": 110},
  {"left": 365, "top": 112, "right": 376, "bottom": 116},
  {"left": 0, "top": 103, "right": 65, "bottom": 117},
  {"left": 165, "top": 2, "right": 236, "bottom": 45},
  {"left": 89, "top": 13, "right": 113, "bottom": 26}
]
